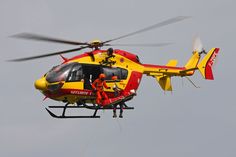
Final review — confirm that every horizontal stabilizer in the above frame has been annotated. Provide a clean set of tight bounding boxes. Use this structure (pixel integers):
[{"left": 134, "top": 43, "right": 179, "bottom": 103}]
[
  {"left": 166, "top": 60, "right": 178, "bottom": 66},
  {"left": 156, "top": 76, "right": 172, "bottom": 91}
]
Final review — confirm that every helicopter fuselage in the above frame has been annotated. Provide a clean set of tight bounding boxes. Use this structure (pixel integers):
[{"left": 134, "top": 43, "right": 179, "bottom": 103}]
[
  {"left": 35, "top": 49, "right": 144, "bottom": 104},
  {"left": 35, "top": 47, "right": 219, "bottom": 105}
]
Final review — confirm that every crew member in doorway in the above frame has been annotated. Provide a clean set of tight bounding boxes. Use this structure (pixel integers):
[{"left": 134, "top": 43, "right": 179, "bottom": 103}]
[{"left": 92, "top": 73, "right": 111, "bottom": 105}]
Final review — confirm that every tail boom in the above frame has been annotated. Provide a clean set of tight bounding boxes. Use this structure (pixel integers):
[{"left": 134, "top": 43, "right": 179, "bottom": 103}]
[
  {"left": 143, "top": 64, "right": 186, "bottom": 91},
  {"left": 142, "top": 47, "right": 220, "bottom": 91}
]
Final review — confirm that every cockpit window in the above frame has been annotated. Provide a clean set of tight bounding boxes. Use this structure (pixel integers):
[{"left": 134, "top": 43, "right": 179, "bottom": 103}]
[
  {"left": 46, "top": 62, "right": 128, "bottom": 84},
  {"left": 46, "top": 62, "right": 77, "bottom": 83},
  {"left": 67, "top": 64, "right": 83, "bottom": 82}
]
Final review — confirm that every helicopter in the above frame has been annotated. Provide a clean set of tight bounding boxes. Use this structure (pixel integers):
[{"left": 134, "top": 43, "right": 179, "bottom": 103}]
[{"left": 9, "top": 16, "right": 220, "bottom": 118}]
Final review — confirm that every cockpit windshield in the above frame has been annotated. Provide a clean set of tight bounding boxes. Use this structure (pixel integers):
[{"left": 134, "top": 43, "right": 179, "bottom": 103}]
[{"left": 46, "top": 62, "right": 77, "bottom": 83}]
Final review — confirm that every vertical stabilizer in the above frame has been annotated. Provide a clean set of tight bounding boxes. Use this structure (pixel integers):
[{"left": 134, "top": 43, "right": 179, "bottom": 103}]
[{"left": 197, "top": 48, "right": 220, "bottom": 80}]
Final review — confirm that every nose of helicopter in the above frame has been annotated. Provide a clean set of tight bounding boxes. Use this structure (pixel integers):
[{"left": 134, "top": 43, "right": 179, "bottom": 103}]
[{"left": 34, "top": 78, "right": 47, "bottom": 91}]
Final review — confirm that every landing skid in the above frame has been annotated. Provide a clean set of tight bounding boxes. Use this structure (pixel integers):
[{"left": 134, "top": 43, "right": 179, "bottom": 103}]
[
  {"left": 46, "top": 102, "right": 134, "bottom": 119},
  {"left": 48, "top": 105, "right": 134, "bottom": 110},
  {"left": 46, "top": 93, "right": 135, "bottom": 119},
  {"left": 45, "top": 108, "right": 100, "bottom": 118}
]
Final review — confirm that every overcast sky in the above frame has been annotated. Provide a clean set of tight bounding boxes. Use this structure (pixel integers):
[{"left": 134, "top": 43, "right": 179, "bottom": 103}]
[{"left": 0, "top": 0, "right": 235, "bottom": 157}]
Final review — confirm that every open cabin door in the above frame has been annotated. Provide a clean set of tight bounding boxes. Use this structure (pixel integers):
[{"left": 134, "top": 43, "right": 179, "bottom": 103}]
[
  {"left": 82, "top": 64, "right": 102, "bottom": 90},
  {"left": 79, "top": 64, "right": 129, "bottom": 90}
]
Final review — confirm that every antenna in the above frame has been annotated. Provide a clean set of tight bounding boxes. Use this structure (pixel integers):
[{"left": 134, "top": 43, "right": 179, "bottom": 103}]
[{"left": 185, "top": 76, "right": 200, "bottom": 88}]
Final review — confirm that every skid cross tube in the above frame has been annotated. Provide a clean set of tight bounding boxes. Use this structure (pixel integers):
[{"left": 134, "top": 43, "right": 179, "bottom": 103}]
[{"left": 62, "top": 103, "right": 69, "bottom": 117}]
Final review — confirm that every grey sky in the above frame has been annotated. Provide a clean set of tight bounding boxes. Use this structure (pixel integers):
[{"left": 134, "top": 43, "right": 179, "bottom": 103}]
[{"left": 0, "top": 0, "right": 235, "bottom": 157}]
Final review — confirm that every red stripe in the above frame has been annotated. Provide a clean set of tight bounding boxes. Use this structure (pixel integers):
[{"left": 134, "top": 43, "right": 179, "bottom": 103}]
[
  {"left": 44, "top": 89, "right": 117, "bottom": 99},
  {"left": 205, "top": 48, "right": 220, "bottom": 80},
  {"left": 143, "top": 64, "right": 186, "bottom": 70},
  {"left": 63, "top": 49, "right": 142, "bottom": 64}
]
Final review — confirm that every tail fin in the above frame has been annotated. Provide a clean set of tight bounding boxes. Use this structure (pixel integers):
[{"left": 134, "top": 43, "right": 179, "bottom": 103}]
[
  {"left": 184, "top": 51, "right": 201, "bottom": 75},
  {"left": 197, "top": 48, "right": 220, "bottom": 80}
]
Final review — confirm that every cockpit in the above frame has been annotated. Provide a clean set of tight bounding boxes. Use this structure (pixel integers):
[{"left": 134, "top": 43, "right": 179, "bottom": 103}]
[
  {"left": 46, "top": 62, "right": 80, "bottom": 83},
  {"left": 46, "top": 62, "right": 128, "bottom": 89}
]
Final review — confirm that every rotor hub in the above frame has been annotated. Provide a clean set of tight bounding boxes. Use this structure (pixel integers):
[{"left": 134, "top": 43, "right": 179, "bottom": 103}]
[{"left": 89, "top": 39, "right": 103, "bottom": 49}]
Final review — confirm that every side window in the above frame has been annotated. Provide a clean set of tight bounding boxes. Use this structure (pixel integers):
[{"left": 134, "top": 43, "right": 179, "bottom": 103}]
[
  {"left": 102, "top": 67, "right": 128, "bottom": 80},
  {"left": 120, "top": 68, "right": 128, "bottom": 79},
  {"left": 103, "top": 67, "right": 119, "bottom": 80},
  {"left": 67, "top": 64, "right": 83, "bottom": 82}
]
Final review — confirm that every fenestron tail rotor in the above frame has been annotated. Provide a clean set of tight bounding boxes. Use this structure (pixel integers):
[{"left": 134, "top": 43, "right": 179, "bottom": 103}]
[{"left": 8, "top": 16, "right": 190, "bottom": 62}]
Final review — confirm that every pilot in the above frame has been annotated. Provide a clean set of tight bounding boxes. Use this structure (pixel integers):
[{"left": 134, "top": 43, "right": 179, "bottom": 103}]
[
  {"left": 92, "top": 73, "right": 111, "bottom": 105},
  {"left": 111, "top": 75, "right": 124, "bottom": 118}
]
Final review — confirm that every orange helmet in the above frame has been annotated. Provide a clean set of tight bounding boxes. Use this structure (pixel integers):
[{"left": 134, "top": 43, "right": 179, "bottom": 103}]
[
  {"left": 99, "top": 73, "right": 106, "bottom": 79},
  {"left": 112, "top": 76, "right": 118, "bottom": 80}
]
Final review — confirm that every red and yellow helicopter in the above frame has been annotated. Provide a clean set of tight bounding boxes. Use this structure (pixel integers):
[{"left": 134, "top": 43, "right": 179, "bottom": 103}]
[{"left": 9, "top": 16, "right": 220, "bottom": 118}]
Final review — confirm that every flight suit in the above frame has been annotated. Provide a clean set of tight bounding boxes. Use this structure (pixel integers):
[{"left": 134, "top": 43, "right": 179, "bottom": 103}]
[{"left": 92, "top": 75, "right": 110, "bottom": 105}]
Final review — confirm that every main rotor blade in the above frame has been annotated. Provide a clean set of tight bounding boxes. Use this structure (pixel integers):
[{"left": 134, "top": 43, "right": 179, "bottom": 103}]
[
  {"left": 105, "top": 42, "right": 173, "bottom": 47},
  {"left": 8, "top": 46, "right": 89, "bottom": 62},
  {"left": 103, "top": 16, "right": 190, "bottom": 44},
  {"left": 11, "top": 33, "right": 89, "bottom": 46}
]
